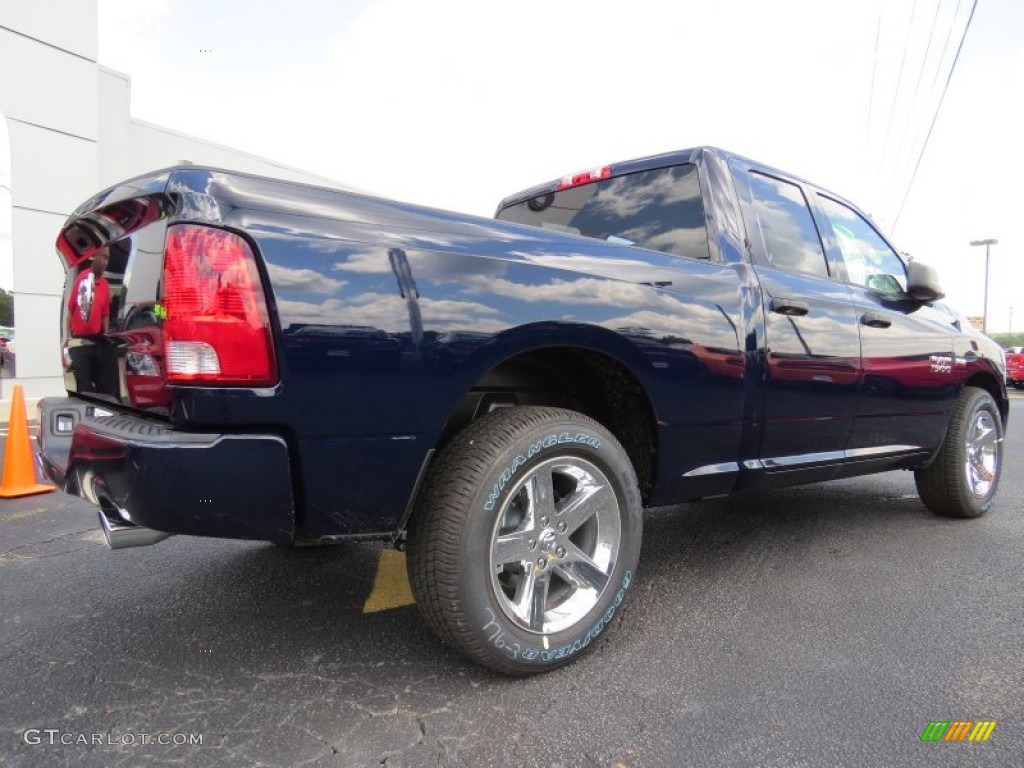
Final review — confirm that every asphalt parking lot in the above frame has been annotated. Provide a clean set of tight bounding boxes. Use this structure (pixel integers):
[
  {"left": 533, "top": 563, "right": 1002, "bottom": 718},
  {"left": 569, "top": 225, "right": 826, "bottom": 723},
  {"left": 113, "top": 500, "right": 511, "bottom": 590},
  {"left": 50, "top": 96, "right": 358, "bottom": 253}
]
[{"left": 1, "top": 402, "right": 1022, "bottom": 767}]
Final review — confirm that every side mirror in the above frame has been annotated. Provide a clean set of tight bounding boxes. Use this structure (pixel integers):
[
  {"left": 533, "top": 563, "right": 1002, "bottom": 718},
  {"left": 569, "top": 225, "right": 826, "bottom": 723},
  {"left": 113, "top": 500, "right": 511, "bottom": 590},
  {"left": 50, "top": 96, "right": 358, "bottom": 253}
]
[{"left": 906, "top": 260, "right": 945, "bottom": 302}]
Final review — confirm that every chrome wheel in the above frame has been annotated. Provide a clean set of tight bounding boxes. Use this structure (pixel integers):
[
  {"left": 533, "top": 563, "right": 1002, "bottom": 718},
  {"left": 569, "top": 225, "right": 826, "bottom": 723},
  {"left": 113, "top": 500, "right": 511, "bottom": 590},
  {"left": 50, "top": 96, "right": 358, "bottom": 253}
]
[
  {"left": 915, "top": 387, "right": 1002, "bottom": 519},
  {"left": 489, "top": 456, "right": 621, "bottom": 635},
  {"left": 965, "top": 410, "right": 999, "bottom": 498},
  {"left": 408, "top": 406, "right": 642, "bottom": 673}
]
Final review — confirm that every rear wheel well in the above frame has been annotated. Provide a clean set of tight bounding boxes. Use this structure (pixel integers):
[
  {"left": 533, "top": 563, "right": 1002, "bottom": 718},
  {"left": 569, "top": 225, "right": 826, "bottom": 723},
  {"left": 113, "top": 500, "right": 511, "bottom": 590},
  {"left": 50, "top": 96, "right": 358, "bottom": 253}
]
[{"left": 438, "top": 348, "right": 657, "bottom": 501}]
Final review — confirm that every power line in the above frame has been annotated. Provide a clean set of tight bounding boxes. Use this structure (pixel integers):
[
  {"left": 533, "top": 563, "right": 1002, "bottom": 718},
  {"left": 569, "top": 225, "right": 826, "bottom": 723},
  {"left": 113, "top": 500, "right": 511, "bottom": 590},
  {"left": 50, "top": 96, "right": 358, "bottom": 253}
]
[
  {"left": 890, "top": 0, "right": 946, "bottom": 176},
  {"left": 890, "top": 0, "right": 979, "bottom": 234},
  {"left": 879, "top": 0, "right": 921, "bottom": 170},
  {"left": 866, "top": 0, "right": 884, "bottom": 144},
  {"left": 930, "top": 0, "right": 966, "bottom": 93},
  {"left": 893, "top": 0, "right": 965, "bottom": 206}
]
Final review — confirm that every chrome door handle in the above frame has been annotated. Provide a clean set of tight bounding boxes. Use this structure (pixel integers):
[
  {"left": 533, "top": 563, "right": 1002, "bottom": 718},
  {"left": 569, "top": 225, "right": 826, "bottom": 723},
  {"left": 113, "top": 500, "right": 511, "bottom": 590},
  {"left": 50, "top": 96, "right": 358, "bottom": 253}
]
[
  {"left": 860, "top": 311, "right": 892, "bottom": 328},
  {"left": 770, "top": 297, "right": 810, "bottom": 316}
]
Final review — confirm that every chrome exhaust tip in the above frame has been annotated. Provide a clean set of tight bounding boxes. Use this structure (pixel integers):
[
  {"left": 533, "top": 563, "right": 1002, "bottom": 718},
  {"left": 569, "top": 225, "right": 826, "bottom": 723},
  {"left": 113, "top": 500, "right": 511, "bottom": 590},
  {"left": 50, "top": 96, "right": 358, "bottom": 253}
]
[{"left": 97, "top": 506, "right": 172, "bottom": 550}]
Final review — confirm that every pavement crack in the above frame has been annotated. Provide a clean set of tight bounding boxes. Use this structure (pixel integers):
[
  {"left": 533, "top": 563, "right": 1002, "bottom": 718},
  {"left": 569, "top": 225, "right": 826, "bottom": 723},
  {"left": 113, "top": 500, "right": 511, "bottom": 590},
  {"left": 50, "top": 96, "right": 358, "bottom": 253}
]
[
  {"left": 0, "top": 527, "right": 99, "bottom": 557},
  {"left": 3, "top": 526, "right": 96, "bottom": 549}
]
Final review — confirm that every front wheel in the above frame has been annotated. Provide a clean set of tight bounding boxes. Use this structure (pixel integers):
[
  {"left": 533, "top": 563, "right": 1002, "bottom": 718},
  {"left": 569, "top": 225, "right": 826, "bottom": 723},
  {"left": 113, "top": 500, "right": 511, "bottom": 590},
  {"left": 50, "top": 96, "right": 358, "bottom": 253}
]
[
  {"left": 915, "top": 386, "right": 1003, "bottom": 518},
  {"left": 406, "top": 406, "right": 642, "bottom": 675}
]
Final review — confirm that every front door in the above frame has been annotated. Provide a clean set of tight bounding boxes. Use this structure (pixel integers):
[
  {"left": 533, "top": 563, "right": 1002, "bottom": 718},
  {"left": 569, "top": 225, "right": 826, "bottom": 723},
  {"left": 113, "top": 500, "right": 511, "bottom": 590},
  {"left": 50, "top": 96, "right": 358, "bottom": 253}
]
[{"left": 811, "top": 194, "right": 957, "bottom": 451}]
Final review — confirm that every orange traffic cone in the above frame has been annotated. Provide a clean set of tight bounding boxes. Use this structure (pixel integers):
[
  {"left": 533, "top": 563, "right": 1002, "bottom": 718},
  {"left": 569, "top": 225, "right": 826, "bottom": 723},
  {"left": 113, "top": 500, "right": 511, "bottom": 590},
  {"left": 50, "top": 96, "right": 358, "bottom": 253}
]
[{"left": 0, "top": 385, "right": 55, "bottom": 498}]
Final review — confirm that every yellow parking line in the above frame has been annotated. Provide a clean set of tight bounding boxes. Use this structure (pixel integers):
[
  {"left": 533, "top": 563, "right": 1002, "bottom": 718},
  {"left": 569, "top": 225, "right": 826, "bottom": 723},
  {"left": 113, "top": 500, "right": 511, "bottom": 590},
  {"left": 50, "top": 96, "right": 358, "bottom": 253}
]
[{"left": 362, "top": 548, "right": 416, "bottom": 613}]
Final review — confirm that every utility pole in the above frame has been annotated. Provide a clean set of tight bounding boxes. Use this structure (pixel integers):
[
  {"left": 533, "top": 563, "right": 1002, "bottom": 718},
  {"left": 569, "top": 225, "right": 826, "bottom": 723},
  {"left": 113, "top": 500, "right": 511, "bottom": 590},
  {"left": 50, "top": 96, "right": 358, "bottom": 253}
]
[{"left": 970, "top": 239, "right": 998, "bottom": 333}]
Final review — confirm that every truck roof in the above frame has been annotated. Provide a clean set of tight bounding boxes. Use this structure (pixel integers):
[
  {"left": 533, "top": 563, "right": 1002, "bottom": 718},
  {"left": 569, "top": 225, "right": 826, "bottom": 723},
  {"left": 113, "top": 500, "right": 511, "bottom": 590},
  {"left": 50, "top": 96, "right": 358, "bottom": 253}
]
[{"left": 496, "top": 146, "right": 819, "bottom": 210}]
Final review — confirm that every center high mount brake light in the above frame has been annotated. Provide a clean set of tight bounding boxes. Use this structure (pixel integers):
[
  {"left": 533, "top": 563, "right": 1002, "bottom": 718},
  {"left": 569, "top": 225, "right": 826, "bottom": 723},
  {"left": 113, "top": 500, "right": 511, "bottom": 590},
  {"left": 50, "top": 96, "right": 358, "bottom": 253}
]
[{"left": 556, "top": 165, "right": 613, "bottom": 191}]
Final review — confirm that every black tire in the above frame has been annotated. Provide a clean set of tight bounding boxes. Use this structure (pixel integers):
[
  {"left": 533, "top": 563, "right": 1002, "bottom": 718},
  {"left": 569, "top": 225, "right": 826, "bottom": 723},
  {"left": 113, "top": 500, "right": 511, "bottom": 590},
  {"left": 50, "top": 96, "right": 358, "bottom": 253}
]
[
  {"left": 1013, "top": 381, "right": 1024, "bottom": 390},
  {"left": 406, "top": 406, "right": 642, "bottom": 675},
  {"left": 915, "top": 386, "right": 1003, "bottom": 518}
]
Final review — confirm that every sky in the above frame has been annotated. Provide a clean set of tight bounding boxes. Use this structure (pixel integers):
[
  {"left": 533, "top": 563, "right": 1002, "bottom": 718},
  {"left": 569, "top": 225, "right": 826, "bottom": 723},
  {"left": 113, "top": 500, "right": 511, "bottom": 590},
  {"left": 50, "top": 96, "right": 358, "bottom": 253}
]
[{"left": 96, "top": 0, "right": 1024, "bottom": 332}]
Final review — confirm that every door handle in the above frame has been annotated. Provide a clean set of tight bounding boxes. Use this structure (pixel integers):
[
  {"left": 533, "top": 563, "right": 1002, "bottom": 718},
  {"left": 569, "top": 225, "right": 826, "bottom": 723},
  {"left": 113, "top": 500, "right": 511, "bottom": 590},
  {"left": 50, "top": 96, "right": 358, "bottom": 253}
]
[
  {"left": 770, "top": 297, "right": 810, "bottom": 316},
  {"left": 860, "top": 311, "right": 892, "bottom": 328}
]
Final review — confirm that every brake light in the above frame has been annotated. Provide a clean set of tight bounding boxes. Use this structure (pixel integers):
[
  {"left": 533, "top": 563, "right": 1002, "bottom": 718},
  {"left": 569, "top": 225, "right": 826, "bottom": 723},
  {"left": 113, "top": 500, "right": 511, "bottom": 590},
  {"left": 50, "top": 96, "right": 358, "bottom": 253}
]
[
  {"left": 556, "top": 165, "right": 612, "bottom": 190},
  {"left": 162, "top": 224, "right": 278, "bottom": 386}
]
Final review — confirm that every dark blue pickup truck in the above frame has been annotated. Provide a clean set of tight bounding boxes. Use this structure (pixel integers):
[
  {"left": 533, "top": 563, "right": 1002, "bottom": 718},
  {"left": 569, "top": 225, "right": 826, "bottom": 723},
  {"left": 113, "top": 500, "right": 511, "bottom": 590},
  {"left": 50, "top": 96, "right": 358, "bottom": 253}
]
[{"left": 38, "top": 147, "right": 1006, "bottom": 674}]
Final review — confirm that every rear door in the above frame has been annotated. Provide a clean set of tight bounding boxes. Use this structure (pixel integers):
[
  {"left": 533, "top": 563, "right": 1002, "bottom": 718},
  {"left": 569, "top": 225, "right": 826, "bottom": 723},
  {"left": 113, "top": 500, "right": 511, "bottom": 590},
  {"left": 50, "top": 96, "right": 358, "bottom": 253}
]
[{"left": 731, "top": 164, "right": 862, "bottom": 463}]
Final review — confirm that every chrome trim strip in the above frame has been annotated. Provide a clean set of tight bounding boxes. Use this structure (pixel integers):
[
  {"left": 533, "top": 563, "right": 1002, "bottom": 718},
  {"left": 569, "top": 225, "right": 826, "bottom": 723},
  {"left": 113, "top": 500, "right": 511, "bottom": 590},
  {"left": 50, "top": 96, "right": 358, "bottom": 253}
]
[
  {"left": 681, "top": 461, "right": 740, "bottom": 477},
  {"left": 743, "top": 444, "right": 927, "bottom": 471},
  {"left": 844, "top": 445, "right": 921, "bottom": 458},
  {"left": 761, "top": 451, "right": 846, "bottom": 468}
]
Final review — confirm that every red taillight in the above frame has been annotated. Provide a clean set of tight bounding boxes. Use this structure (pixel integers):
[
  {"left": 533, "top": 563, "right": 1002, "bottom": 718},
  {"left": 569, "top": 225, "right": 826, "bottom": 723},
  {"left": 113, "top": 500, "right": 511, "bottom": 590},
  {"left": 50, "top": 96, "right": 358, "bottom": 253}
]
[
  {"left": 162, "top": 224, "right": 278, "bottom": 386},
  {"left": 556, "top": 165, "right": 612, "bottom": 190}
]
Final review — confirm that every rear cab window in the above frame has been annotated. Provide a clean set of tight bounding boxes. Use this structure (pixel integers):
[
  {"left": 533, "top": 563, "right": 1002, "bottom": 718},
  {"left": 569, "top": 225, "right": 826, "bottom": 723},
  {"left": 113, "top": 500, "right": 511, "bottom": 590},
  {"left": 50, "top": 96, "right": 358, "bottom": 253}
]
[
  {"left": 496, "top": 164, "right": 710, "bottom": 261},
  {"left": 744, "top": 172, "right": 830, "bottom": 278}
]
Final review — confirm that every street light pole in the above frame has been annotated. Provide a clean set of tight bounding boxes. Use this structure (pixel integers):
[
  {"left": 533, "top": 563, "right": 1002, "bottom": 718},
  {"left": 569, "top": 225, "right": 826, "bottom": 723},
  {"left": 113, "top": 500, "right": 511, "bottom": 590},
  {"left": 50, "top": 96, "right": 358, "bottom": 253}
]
[{"left": 970, "top": 238, "right": 998, "bottom": 333}]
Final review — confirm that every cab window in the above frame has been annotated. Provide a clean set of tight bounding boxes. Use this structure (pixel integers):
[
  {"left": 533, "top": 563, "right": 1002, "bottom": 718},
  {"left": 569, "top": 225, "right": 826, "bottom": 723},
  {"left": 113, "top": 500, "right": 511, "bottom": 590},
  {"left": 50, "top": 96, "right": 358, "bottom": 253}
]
[
  {"left": 496, "top": 164, "right": 709, "bottom": 261},
  {"left": 817, "top": 195, "right": 907, "bottom": 293},
  {"left": 746, "top": 172, "right": 829, "bottom": 278}
]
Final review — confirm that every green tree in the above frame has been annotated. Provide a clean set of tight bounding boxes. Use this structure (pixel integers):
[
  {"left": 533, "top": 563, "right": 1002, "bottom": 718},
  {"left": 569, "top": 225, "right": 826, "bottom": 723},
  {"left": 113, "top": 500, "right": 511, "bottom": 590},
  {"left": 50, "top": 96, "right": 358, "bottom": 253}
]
[
  {"left": 989, "top": 332, "right": 1024, "bottom": 349},
  {"left": 0, "top": 287, "right": 12, "bottom": 327}
]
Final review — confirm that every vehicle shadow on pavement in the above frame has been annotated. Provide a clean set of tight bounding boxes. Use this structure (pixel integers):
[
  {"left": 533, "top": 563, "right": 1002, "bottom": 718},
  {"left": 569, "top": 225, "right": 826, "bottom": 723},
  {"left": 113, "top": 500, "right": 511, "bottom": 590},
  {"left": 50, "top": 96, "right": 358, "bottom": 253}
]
[
  {"left": 639, "top": 472, "right": 936, "bottom": 584},
  {"left": 101, "top": 538, "right": 467, "bottom": 672}
]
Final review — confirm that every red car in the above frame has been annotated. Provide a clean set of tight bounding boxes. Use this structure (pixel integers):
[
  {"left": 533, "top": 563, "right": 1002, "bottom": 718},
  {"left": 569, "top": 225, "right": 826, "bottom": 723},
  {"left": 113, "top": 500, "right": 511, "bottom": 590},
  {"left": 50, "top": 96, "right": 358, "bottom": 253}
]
[{"left": 1006, "top": 346, "right": 1024, "bottom": 389}]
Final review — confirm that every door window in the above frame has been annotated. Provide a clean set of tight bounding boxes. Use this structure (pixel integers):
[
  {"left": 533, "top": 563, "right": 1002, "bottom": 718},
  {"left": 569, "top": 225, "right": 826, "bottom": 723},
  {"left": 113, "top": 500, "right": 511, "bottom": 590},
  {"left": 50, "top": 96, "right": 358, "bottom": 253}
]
[
  {"left": 817, "top": 195, "right": 907, "bottom": 293},
  {"left": 747, "top": 173, "right": 829, "bottom": 278}
]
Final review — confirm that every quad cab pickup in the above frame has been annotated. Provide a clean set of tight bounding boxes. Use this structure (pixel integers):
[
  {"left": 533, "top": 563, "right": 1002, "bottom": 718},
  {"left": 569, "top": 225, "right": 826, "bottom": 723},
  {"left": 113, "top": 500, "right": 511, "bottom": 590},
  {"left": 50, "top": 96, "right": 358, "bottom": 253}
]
[{"left": 37, "top": 147, "right": 1007, "bottom": 675}]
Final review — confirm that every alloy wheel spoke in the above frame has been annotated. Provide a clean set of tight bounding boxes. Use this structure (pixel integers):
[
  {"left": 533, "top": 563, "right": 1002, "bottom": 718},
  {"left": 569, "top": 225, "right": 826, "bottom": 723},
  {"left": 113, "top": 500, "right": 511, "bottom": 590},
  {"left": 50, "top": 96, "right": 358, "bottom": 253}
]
[
  {"left": 510, "top": 564, "right": 537, "bottom": 624},
  {"left": 527, "top": 471, "right": 557, "bottom": 523},
  {"left": 555, "top": 542, "right": 610, "bottom": 594},
  {"left": 493, "top": 530, "right": 535, "bottom": 568},
  {"left": 970, "top": 456, "right": 994, "bottom": 483},
  {"left": 972, "top": 423, "right": 998, "bottom": 450},
  {"left": 558, "top": 482, "right": 615, "bottom": 535},
  {"left": 512, "top": 565, "right": 551, "bottom": 631}
]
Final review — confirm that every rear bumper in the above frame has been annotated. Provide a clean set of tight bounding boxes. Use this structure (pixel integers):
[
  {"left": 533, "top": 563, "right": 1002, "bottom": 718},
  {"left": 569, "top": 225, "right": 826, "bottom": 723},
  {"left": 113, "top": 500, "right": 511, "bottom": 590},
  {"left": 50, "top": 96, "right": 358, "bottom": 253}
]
[{"left": 37, "top": 397, "right": 295, "bottom": 543}]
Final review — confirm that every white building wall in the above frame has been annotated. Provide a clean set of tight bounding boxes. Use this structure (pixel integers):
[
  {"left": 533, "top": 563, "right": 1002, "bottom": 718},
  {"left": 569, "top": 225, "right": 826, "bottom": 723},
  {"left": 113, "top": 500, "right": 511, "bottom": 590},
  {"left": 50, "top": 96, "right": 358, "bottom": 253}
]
[
  {"left": 0, "top": 4, "right": 101, "bottom": 402},
  {"left": 0, "top": 0, "right": 96, "bottom": 61},
  {"left": 97, "top": 66, "right": 132, "bottom": 188},
  {"left": 129, "top": 118, "right": 349, "bottom": 188},
  {"left": 0, "top": 111, "right": 12, "bottom": 291},
  {"left": 0, "top": 4, "right": 349, "bottom": 414}
]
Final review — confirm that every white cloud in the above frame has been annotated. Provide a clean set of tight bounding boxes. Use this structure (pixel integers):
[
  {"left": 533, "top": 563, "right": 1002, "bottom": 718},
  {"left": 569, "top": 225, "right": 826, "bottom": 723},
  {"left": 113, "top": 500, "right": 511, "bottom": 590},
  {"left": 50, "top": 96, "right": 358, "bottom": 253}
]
[
  {"left": 266, "top": 264, "right": 346, "bottom": 294},
  {"left": 276, "top": 293, "right": 503, "bottom": 333},
  {"left": 331, "top": 251, "right": 391, "bottom": 274}
]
